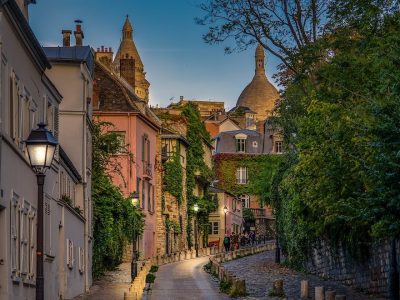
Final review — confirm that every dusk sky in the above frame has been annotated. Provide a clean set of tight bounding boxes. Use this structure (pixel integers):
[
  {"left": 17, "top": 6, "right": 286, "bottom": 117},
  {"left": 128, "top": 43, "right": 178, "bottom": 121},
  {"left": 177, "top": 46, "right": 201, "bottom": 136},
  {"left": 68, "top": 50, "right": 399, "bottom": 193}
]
[{"left": 30, "top": 0, "right": 280, "bottom": 109}]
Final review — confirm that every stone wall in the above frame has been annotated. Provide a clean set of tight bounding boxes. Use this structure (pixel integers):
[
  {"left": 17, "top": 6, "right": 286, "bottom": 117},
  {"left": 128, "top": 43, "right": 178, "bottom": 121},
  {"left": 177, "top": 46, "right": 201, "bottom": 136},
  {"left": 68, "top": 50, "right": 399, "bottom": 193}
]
[{"left": 305, "top": 239, "right": 400, "bottom": 298}]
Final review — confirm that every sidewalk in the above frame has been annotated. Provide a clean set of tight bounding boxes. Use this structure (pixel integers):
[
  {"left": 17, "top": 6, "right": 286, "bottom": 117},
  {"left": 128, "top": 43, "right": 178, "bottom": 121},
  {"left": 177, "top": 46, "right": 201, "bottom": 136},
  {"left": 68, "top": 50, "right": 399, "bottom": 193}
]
[{"left": 73, "top": 262, "right": 131, "bottom": 300}]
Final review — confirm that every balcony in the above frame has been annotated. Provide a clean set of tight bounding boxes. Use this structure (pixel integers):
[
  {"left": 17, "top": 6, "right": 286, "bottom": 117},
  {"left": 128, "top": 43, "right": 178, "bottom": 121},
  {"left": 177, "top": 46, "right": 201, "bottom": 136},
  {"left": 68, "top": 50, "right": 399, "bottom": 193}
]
[
  {"left": 143, "top": 162, "right": 152, "bottom": 178},
  {"left": 250, "top": 208, "right": 267, "bottom": 219}
]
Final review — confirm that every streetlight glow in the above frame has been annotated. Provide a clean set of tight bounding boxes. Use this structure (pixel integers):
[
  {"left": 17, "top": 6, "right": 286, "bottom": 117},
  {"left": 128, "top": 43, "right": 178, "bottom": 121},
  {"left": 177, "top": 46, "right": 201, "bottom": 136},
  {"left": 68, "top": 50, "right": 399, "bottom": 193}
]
[
  {"left": 25, "top": 122, "right": 58, "bottom": 174},
  {"left": 193, "top": 203, "right": 199, "bottom": 212},
  {"left": 130, "top": 191, "right": 139, "bottom": 208},
  {"left": 223, "top": 206, "right": 228, "bottom": 214}
]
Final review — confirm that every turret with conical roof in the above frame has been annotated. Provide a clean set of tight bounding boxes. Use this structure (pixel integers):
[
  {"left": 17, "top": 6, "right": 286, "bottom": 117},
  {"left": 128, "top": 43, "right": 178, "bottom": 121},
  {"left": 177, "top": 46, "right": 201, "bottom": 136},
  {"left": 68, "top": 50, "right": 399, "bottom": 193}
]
[
  {"left": 113, "top": 16, "right": 150, "bottom": 102},
  {"left": 236, "top": 44, "right": 279, "bottom": 121}
]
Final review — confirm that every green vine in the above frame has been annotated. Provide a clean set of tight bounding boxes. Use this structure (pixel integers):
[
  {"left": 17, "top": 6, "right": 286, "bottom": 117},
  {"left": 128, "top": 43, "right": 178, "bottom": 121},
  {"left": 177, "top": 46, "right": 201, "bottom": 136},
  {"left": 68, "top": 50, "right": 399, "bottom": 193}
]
[
  {"left": 181, "top": 103, "right": 217, "bottom": 248},
  {"left": 165, "top": 219, "right": 182, "bottom": 234},
  {"left": 163, "top": 149, "right": 183, "bottom": 205},
  {"left": 214, "top": 153, "right": 282, "bottom": 206}
]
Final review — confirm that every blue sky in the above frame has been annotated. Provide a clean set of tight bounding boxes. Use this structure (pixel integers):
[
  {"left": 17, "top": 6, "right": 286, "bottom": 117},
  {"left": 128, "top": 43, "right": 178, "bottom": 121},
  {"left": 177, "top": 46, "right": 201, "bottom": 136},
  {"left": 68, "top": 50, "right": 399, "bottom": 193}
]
[{"left": 30, "top": 0, "right": 280, "bottom": 110}]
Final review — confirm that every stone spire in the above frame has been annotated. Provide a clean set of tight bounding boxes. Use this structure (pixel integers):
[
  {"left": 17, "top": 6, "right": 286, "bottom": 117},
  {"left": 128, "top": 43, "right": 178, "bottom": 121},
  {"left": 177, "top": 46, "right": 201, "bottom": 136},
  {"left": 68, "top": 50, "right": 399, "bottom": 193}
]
[
  {"left": 122, "top": 15, "right": 133, "bottom": 40},
  {"left": 113, "top": 16, "right": 150, "bottom": 102},
  {"left": 255, "top": 44, "right": 265, "bottom": 75}
]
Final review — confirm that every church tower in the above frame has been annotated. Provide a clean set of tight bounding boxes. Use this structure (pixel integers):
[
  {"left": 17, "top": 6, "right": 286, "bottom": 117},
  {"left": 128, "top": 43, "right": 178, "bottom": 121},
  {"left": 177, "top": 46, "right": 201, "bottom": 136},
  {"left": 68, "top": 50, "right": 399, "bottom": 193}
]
[
  {"left": 113, "top": 16, "right": 150, "bottom": 102},
  {"left": 235, "top": 44, "right": 279, "bottom": 120}
]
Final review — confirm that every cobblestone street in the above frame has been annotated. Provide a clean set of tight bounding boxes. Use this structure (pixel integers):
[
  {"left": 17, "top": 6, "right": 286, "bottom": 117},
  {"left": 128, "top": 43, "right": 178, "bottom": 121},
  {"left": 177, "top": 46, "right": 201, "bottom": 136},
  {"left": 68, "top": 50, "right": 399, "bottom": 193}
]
[
  {"left": 73, "top": 263, "right": 131, "bottom": 300},
  {"left": 222, "top": 251, "right": 385, "bottom": 300}
]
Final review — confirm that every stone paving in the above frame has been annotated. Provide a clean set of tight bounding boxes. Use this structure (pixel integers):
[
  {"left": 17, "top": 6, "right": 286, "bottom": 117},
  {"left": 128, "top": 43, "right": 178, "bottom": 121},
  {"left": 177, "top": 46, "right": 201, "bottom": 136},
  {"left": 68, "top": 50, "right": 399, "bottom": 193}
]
[
  {"left": 222, "top": 251, "right": 385, "bottom": 300},
  {"left": 73, "top": 262, "right": 131, "bottom": 300},
  {"left": 149, "top": 256, "right": 231, "bottom": 300}
]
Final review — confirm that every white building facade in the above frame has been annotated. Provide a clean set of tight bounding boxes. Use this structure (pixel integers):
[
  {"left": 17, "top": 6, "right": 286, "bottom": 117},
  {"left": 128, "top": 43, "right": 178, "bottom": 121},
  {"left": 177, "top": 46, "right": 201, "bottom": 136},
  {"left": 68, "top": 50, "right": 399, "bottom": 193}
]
[{"left": 0, "top": 1, "right": 93, "bottom": 299}]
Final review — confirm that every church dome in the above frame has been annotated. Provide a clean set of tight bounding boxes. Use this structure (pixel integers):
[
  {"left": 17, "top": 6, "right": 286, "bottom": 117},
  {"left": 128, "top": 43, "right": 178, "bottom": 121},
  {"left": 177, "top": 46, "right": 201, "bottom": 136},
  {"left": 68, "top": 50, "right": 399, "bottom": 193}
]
[{"left": 236, "top": 45, "right": 279, "bottom": 120}]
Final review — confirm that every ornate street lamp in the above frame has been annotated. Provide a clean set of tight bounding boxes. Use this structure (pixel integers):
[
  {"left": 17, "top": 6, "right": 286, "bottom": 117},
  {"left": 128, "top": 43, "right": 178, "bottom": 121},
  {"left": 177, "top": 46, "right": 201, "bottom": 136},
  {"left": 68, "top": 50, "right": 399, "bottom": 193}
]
[
  {"left": 223, "top": 205, "right": 228, "bottom": 235},
  {"left": 193, "top": 204, "right": 199, "bottom": 257},
  {"left": 130, "top": 191, "right": 139, "bottom": 281},
  {"left": 25, "top": 122, "right": 58, "bottom": 300}
]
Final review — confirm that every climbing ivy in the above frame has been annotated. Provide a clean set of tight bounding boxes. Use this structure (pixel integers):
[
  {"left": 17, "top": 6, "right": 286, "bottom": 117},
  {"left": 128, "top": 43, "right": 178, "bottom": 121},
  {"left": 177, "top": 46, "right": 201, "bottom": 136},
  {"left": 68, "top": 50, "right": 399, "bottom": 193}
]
[
  {"left": 181, "top": 103, "right": 217, "bottom": 248},
  {"left": 163, "top": 149, "right": 183, "bottom": 205},
  {"left": 92, "top": 121, "right": 145, "bottom": 278},
  {"left": 214, "top": 153, "right": 282, "bottom": 205}
]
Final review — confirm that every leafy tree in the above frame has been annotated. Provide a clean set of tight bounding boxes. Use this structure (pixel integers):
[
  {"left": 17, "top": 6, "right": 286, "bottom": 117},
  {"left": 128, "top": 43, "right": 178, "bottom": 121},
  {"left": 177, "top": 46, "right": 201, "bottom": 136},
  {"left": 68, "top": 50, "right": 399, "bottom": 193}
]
[
  {"left": 273, "top": 2, "right": 400, "bottom": 264},
  {"left": 196, "top": 0, "right": 329, "bottom": 75},
  {"left": 92, "top": 121, "right": 144, "bottom": 277}
]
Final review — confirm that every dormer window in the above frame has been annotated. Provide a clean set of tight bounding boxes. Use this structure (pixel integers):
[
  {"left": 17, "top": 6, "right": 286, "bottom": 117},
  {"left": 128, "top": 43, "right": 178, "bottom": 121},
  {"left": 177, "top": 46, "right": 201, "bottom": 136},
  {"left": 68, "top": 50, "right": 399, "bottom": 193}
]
[
  {"left": 235, "top": 133, "right": 248, "bottom": 153},
  {"left": 236, "top": 139, "right": 246, "bottom": 152}
]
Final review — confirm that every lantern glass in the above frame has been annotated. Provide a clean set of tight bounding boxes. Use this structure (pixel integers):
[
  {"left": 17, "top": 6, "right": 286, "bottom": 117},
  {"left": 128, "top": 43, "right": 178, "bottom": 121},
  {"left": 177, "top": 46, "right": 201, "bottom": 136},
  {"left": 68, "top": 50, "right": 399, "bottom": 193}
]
[
  {"left": 26, "top": 143, "right": 56, "bottom": 169},
  {"left": 25, "top": 123, "right": 58, "bottom": 174},
  {"left": 223, "top": 206, "right": 228, "bottom": 214},
  {"left": 130, "top": 192, "right": 139, "bottom": 208},
  {"left": 193, "top": 204, "right": 199, "bottom": 212}
]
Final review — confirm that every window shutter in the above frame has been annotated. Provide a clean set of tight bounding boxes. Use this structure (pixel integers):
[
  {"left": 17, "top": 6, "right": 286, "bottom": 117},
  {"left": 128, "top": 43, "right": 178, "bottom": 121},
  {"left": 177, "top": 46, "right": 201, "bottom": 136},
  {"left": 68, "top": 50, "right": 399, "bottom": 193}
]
[
  {"left": 142, "top": 135, "right": 145, "bottom": 161},
  {"left": 10, "top": 194, "right": 19, "bottom": 274},
  {"left": 29, "top": 207, "right": 36, "bottom": 279},
  {"left": 147, "top": 139, "right": 150, "bottom": 164},
  {"left": 44, "top": 197, "right": 51, "bottom": 255}
]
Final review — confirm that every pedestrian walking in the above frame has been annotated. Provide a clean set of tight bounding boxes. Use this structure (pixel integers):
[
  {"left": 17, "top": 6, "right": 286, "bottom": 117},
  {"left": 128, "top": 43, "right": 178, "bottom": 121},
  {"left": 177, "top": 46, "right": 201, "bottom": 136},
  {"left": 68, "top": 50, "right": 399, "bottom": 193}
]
[{"left": 223, "top": 234, "right": 231, "bottom": 252}]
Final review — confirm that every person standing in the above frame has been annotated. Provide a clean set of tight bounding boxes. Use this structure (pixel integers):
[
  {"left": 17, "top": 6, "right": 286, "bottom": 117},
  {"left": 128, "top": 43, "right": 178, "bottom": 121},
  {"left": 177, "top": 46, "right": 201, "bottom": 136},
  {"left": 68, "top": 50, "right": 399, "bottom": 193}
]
[{"left": 223, "top": 234, "right": 231, "bottom": 252}]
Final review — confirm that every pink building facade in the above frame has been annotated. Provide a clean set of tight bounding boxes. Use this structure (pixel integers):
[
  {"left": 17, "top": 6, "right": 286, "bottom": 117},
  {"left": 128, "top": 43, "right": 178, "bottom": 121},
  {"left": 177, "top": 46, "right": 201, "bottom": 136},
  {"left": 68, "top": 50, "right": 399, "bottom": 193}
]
[{"left": 93, "top": 61, "right": 161, "bottom": 259}]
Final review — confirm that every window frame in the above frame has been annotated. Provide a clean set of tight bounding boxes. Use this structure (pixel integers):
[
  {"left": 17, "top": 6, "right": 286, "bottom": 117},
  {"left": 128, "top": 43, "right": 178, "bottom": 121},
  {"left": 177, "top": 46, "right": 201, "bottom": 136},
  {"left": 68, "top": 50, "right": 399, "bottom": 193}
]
[{"left": 235, "top": 138, "right": 246, "bottom": 153}]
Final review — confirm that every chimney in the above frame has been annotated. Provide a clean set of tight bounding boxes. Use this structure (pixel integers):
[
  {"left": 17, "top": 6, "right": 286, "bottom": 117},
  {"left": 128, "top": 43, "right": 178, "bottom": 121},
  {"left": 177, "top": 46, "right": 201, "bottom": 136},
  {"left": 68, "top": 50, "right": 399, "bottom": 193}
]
[
  {"left": 74, "top": 20, "right": 84, "bottom": 46},
  {"left": 62, "top": 30, "right": 72, "bottom": 47},
  {"left": 180, "top": 96, "right": 184, "bottom": 101}
]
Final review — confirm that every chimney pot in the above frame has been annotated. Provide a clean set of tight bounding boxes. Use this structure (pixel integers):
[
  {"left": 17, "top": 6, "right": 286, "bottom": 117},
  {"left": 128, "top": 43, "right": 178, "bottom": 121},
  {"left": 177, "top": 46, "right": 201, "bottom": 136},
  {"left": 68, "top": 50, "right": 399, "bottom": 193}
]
[
  {"left": 74, "top": 20, "right": 84, "bottom": 46},
  {"left": 101, "top": 46, "right": 104, "bottom": 52},
  {"left": 61, "top": 30, "right": 72, "bottom": 47},
  {"left": 180, "top": 96, "right": 184, "bottom": 101},
  {"left": 97, "top": 47, "right": 100, "bottom": 52}
]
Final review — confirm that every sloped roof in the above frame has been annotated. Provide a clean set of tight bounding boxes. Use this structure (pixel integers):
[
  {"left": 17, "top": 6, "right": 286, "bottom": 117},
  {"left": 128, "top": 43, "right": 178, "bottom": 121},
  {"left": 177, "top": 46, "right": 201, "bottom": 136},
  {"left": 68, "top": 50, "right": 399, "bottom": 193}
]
[
  {"left": 43, "top": 46, "right": 94, "bottom": 75},
  {"left": 93, "top": 60, "right": 161, "bottom": 127}
]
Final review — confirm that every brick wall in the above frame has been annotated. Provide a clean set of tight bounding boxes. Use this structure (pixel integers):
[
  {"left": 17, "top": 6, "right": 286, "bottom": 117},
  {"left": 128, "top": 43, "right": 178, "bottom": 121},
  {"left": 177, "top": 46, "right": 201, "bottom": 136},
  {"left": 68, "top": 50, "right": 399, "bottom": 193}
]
[{"left": 305, "top": 239, "right": 400, "bottom": 298}]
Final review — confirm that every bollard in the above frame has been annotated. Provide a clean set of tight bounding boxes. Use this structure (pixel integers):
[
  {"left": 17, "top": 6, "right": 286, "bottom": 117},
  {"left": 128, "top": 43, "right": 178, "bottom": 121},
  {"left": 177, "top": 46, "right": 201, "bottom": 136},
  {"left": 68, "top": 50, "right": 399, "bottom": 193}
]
[
  {"left": 300, "top": 280, "right": 309, "bottom": 299},
  {"left": 272, "top": 279, "right": 284, "bottom": 297},
  {"left": 335, "top": 296, "right": 346, "bottom": 300},
  {"left": 315, "top": 286, "right": 325, "bottom": 300},
  {"left": 325, "top": 290, "right": 336, "bottom": 300},
  {"left": 231, "top": 278, "right": 246, "bottom": 296}
]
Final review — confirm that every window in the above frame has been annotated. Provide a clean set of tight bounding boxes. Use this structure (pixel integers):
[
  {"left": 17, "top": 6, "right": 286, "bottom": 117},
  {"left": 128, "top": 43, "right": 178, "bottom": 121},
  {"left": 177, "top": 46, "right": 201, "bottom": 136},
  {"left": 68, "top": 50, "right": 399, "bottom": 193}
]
[
  {"left": 10, "top": 194, "right": 36, "bottom": 281},
  {"left": 9, "top": 73, "right": 20, "bottom": 142},
  {"left": 208, "top": 222, "right": 219, "bottom": 235},
  {"left": 275, "top": 141, "right": 283, "bottom": 154},
  {"left": 112, "top": 131, "right": 126, "bottom": 151},
  {"left": 252, "top": 141, "right": 258, "bottom": 148},
  {"left": 232, "top": 198, "right": 237, "bottom": 212},
  {"left": 142, "top": 134, "right": 150, "bottom": 163},
  {"left": 20, "top": 200, "right": 29, "bottom": 276},
  {"left": 152, "top": 185, "right": 155, "bottom": 213},
  {"left": 142, "top": 180, "right": 146, "bottom": 209},
  {"left": 236, "top": 167, "right": 248, "bottom": 184},
  {"left": 78, "top": 247, "right": 85, "bottom": 273},
  {"left": 147, "top": 182, "right": 152, "bottom": 212},
  {"left": 67, "top": 239, "right": 74, "bottom": 269},
  {"left": 235, "top": 139, "right": 246, "bottom": 153},
  {"left": 240, "top": 195, "right": 250, "bottom": 208}
]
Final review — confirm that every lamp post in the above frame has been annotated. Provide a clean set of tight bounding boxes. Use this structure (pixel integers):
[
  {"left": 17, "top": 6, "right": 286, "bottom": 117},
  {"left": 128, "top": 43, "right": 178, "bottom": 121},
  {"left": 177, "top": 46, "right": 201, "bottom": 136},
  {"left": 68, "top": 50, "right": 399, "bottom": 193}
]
[
  {"left": 193, "top": 203, "right": 199, "bottom": 257},
  {"left": 25, "top": 123, "right": 58, "bottom": 300},
  {"left": 130, "top": 191, "right": 139, "bottom": 282},
  {"left": 223, "top": 205, "right": 228, "bottom": 235}
]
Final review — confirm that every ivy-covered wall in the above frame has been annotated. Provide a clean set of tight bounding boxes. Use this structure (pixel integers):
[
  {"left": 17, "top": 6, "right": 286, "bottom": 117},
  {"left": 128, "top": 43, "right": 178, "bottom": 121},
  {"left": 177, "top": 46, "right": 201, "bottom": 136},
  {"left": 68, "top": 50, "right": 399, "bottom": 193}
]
[{"left": 213, "top": 153, "right": 282, "bottom": 205}]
